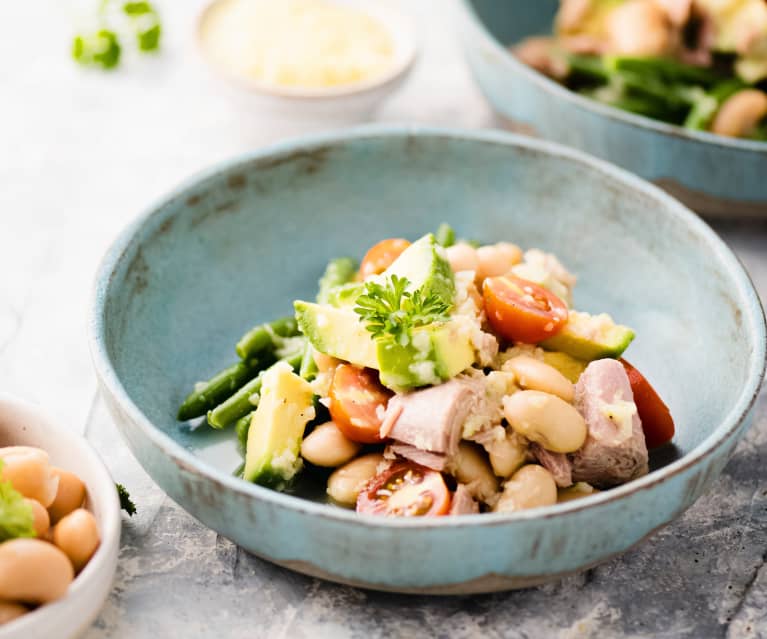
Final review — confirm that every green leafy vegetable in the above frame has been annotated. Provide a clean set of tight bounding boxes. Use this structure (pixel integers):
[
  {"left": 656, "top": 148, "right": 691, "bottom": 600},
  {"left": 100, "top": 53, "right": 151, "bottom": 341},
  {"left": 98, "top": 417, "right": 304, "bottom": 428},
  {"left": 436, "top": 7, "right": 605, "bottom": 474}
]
[
  {"left": 72, "top": 29, "right": 122, "bottom": 70},
  {"left": 116, "top": 483, "right": 137, "bottom": 516},
  {"left": 0, "top": 461, "right": 36, "bottom": 542},
  {"left": 354, "top": 275, "right": 451, "bottom": 344},
  {"left": 71, "top": 0, "right": 161, "bottom": 70}
]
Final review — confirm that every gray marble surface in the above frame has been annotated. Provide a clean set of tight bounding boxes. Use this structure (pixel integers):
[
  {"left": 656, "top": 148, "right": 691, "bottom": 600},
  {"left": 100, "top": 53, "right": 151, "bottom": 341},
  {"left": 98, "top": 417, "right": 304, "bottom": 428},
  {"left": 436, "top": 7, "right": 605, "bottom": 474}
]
[{"left": 4, "top": 0, "right": 767, "bottom": 636}]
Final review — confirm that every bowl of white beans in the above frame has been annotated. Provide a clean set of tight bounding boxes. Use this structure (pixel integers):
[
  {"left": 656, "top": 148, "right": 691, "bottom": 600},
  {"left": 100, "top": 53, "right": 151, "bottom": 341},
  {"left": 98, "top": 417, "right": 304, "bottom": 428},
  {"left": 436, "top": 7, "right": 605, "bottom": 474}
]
[{"left": 0, "top": 395, "right": 120, "bottom": 639}]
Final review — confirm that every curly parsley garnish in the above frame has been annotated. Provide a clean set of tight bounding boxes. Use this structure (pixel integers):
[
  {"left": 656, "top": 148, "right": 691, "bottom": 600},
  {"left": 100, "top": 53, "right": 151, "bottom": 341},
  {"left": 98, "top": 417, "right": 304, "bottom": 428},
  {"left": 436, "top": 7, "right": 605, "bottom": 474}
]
[{"left": 354, "top": 275, "right": 451, "bottom": 345}]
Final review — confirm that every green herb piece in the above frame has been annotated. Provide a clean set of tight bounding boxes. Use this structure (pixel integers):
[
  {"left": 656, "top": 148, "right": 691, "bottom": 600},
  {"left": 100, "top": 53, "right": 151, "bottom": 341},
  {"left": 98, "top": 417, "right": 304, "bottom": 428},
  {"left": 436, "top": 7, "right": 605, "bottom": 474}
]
[
  {"left": 0, "top": 461, "right": 36, "bottom": 542},
  {"left": 72, "top": 29, "right": 122, "bottom": 70},
  {"left": 116, "top": 483, "right": 137, "bottom": 516},
  {"left": 354, "top": 275, "right": 451, "bottom": 344},
  {"left": 435, "top": 223, "right": 456, "bottom": 248},
  {"left": 123, "top": 2, "right": 162, "bottom": 52}
]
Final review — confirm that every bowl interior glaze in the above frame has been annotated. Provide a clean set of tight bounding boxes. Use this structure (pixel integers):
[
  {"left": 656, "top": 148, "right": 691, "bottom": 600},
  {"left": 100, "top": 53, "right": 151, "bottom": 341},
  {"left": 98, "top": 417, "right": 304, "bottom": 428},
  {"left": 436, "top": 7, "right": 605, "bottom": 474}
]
[{"left": 97, "top": 128, "right": 763, "bottom": 507}]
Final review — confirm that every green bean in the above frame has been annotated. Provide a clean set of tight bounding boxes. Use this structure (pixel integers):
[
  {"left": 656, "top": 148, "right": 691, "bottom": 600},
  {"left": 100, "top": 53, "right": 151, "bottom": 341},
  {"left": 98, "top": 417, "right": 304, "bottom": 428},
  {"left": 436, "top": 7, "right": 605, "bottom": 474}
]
[
  {"left": 299, "top": 344, "right": 318, "bottom": 381},
  {"left": 235, "top": 317, "right": 299, "bottom": 360},
  {"left": 177, "top": 359, "right": 262, "bottom": 421},
  {"left": 435, "top": 223, "right": 456, "bottom": 248},
  {"left": 317, "top": 257, "right": 358, "bottom": 304},
  {"left": 567, "top": 54, "right": 610, "bottom": 82},
  {"left": 607, "top": 56, "right": 724, "bottom": 87},
  {"left": 235, "top": 411, "right": 253, "bottom": 453},
  {"left": 684, "top": 79, "right": 748, "bottom": 130},
  {"left": 207, "top": 350, "right": 304, "bottom": 428}
]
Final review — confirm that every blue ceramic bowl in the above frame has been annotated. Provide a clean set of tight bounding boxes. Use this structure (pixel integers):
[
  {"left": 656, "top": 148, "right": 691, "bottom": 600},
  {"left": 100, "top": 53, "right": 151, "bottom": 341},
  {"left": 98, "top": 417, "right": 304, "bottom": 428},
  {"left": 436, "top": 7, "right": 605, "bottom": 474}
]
[
  {"left": 457, "top": 0, "right": 767, "bottom": 217},
  {"left": 89, "top": 127, "right": 765, "bottom": 593}
]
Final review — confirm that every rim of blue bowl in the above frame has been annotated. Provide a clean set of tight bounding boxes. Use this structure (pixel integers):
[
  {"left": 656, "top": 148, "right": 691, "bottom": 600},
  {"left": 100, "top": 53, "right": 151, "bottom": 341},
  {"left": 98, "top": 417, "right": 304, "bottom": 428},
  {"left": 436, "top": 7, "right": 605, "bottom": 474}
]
[
  {"left": 88, "top": 124, "right": 766, "bottom": 529},
  {"left": 457, "top": 0, "right": 767, "bottom": 154}
]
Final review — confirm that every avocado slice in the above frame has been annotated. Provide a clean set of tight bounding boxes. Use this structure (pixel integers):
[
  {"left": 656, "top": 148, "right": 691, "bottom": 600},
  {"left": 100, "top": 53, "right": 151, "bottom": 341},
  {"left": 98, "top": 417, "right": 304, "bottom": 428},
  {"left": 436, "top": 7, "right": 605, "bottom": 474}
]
[
  {"left": 382, "top": 233, "right": 455, "bottom": 305},
  {"left": 541, "top": 311, "right": 634, "bottom": 361},
  {"left": 376, "top": 322, "right": 475, "bottom": 390},
  {"left": 243, "top": 361, "right": 316, "bottom": 489},
  {"left": 541, "top": 351, "right": 589, "bottom": 383},
  {"left": 294, "top": 301, "right": 378, "bottom": 369},
  {"left": 294, "top": 301, "right": 474, "bottom": 389}
]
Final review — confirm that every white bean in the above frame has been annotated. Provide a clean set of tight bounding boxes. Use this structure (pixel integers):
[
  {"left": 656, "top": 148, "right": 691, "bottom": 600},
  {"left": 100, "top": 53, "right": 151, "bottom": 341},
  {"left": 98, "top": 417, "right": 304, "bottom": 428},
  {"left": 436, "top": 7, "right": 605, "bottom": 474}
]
[
  {"left": 53, "top": 508, "right": 100, "bottom": 572},
  {"left": 326, "top": 453, "right": 385, "bottom": 506},
  {"left": 558, "top": 482, "right": 599, "bottom": 503},
  {"left": 24, "top": 498, "right": 50, "bottom": 537},
  {"left": 711, "top": 89, "right": 767, "bottom": 138},
  {"left": 450, "top": 443, "right": 498, "bottom": 504},
  {"left": 0, "top": 539, "right": 74, "bottom": 604},
  {"left": 476, "top": 243, "right": 523, "bottom": 281},
  {"left": 486, "top": 431, "right": 529, "bottom": 479},
  {"left": 300, "top": 422, "right": 361, "bottom": 468},
  {"left": 0, "top": 447, "right": 59, "bottom": 507},
  {"left": 494, "top": 465, "right": 557, "bottom": 513},
  {"left": 446, "top": 243, "right": 479, "bottom": 273},
  {"left": 504, "top": 355, "right": 575, "bottom": 402},
  {"left": 0, "top": 601, "right": 28, "bottom": 625},
  {"left": 48, "top": 468, "right": 86, "bottom": 524},
  {"left": 607, "top": 0, "right": 672, "bottom": 56},
  {"left": 503, "top": 390, "right": 587, "bottom": 453}
]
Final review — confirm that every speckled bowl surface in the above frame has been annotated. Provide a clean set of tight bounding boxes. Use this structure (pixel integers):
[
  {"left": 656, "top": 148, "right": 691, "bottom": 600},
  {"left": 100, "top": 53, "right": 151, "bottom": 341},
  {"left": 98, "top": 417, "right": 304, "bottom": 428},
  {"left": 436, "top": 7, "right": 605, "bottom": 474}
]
[
  {"left": 89, "top": 126, "right": 765, "bottom": 593},
  {"left": 457, "top": 0, "right": 767, "bottom": 217}
]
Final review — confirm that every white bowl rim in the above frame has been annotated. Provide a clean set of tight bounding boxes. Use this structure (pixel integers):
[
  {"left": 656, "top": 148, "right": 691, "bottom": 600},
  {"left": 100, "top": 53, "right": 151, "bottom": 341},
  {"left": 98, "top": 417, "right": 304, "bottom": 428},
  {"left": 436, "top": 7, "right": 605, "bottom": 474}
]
[
  {"left": 88, "top": 124, "right": 767, "bottom": 530},
  {"left": 456, "top": 0, "right": 767, "bottom": 153},
  {"left": 0, "top": 393, "right": 121, "bottom": 635},
  {"left": 195, "top": 0, "right": 419, "bottom": 100}
]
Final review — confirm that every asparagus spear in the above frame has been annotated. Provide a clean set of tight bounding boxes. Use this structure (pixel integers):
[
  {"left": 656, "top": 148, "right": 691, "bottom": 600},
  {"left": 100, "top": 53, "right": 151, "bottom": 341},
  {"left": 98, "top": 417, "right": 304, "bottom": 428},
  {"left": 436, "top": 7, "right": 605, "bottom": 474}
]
[
  {"left": 177, "top": 359, "right": 262, "bottom": 421},
  {"left": 207, "top": 350, "right": 304, "bottom": 428},
  {"left": 607, "top": 56, "right": 723, "bottom": 88},
  {"left": 235, "top": 317, "right": 299, "bottom": 360},
  {"left": 317, "top": 257, "right": 358, "bottom": 304}
]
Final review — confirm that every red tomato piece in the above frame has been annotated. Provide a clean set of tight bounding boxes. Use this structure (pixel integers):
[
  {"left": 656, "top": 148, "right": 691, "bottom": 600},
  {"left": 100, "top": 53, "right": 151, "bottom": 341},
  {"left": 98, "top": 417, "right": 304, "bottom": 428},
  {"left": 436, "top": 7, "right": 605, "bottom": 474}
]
[
  {"left": 482, "top": 274, "right": 569, "bottom": 344},
  {"left": 356, "top": 462, "right": 451, "bottom": 517},
  {"left": 328, "top": 364, "right": 392, "bottom": 444},
  {"left": 620, "top": 359, "right": 675, "bottom": 448},
  {"left": 358, "top": 238, "right": 411, "bottom": 280}
]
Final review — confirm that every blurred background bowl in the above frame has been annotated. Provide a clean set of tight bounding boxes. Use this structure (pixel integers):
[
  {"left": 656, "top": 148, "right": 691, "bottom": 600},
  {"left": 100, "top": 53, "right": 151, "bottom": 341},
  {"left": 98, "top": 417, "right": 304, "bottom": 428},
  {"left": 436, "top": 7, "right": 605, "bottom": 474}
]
[
  {"left": 195, "top": 0, "right": 417, "bottom": 121},
  {"left": 457, "top": 0, "right": 767, "bottom": 218},
  {"left": 0, "top": 395, "right": 120, "bottom": 639},
  {"left": 89, "top": 126, "right": 765, "bottom": 593}
]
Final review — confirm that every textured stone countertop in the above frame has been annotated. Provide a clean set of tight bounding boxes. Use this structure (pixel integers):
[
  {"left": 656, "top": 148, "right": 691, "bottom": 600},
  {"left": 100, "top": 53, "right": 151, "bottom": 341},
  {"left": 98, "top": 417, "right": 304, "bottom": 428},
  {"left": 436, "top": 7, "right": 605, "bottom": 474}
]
[{"left": 3, "top": 1, "right": 767, "bottom": 637}]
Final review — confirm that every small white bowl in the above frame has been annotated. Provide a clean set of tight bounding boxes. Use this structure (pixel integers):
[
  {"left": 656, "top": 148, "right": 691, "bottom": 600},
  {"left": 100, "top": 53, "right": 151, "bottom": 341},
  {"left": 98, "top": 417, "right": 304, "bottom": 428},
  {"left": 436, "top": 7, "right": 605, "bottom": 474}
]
[
  {"left": 195, "top": 0, "right": 418, "bottom": 120},
  {"left": 0, "top": 395, "right": 120, "bottom": 639}
]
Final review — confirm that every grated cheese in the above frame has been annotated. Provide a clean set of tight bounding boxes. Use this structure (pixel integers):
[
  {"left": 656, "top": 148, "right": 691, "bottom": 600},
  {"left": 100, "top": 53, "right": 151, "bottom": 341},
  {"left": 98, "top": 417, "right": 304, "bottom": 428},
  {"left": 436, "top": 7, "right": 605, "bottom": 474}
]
[{"left": 201, "top": 0, "right": 395, "bottom": 89}]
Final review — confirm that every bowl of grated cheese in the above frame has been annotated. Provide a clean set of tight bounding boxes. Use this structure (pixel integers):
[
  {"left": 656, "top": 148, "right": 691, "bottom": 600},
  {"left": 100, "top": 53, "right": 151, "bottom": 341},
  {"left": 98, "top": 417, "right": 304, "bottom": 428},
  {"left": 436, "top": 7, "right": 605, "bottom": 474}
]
[{"left": 197, "top": 0, "right": 418, "bottom": 118}]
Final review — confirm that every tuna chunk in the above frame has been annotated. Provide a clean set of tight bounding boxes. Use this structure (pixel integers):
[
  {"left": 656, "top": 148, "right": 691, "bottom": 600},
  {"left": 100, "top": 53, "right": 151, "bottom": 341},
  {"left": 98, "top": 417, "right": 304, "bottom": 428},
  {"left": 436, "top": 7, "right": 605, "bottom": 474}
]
[
  {"left": 449, "top": 484, "right": 480, "bottom": 516},
  {"left": 385, "top": 376, "right": 486, "bottom": 456},
  {"left": 531, "top": 443, "right": 572, "bottom": 488},
  {"left": 571, "top": 359, "right": 649, "bottom": 488},
  {"left": 386, "top": 444, "right": 447, "bottom": 471}
]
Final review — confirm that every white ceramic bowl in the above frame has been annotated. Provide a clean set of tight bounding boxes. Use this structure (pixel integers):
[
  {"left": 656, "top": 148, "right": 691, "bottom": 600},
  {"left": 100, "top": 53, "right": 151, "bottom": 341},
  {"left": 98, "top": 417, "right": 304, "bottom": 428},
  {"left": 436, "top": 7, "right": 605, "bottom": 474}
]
[
  {"left": 195, "top": 0, "right": 418, "bottom": 120},
  {"left": 0, "top": 395, "right": 120, "bottom": 639}
]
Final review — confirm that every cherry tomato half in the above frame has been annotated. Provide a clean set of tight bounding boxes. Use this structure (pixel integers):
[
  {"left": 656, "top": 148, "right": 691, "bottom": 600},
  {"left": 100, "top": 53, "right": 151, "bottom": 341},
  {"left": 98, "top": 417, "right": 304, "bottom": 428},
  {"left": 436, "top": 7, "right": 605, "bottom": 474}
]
[
  {"left": 328, "top": 364, "right": 392, "bottom": 444},
  {"left": 482, "top": 274, "right": 569, "bottom": 344},
  {"left": 356, "top": 462, "right": 452, "bottom": 517},
  {"left": 358, "top": 238, "right": 411, "bottom": 280},
  {"left": 620, "top": 359, "right": 675, "bottom": 449}
]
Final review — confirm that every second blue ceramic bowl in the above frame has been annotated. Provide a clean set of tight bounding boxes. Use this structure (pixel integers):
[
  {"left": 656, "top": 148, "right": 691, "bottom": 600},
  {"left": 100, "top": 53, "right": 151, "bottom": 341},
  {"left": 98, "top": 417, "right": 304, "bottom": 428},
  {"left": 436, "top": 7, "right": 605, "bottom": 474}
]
[
  {"left": 457, "top": 0, "right": 767, "bottom": 217},
  {"left": 89, "top": 127, "right": 765, "bottom": 593}
]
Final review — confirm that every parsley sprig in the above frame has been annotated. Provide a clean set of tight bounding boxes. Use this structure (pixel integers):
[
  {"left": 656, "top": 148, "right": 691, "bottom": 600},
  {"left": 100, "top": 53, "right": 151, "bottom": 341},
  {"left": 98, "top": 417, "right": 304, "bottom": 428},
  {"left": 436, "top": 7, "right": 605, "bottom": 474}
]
[{"left": 354, "top": 275, "right": 451, "bottom": 345}]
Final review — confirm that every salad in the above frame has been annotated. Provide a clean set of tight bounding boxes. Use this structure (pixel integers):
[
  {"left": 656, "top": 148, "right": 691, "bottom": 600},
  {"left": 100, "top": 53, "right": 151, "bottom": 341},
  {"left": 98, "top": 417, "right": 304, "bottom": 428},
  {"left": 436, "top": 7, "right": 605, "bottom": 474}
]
[
  {"left": 514, "top": 0, "right": 767, "bottom": 140},
  {"left": 178, "top": 225, "right": 674, "bottom": 517}
]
